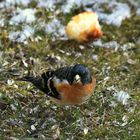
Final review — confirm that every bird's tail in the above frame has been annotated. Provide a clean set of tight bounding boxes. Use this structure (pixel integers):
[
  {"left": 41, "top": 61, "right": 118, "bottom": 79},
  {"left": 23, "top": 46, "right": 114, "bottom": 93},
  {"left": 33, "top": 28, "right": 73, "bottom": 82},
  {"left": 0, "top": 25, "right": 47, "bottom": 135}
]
[{"left": 17, "top": 76, "right": 46, "bottom": 92}]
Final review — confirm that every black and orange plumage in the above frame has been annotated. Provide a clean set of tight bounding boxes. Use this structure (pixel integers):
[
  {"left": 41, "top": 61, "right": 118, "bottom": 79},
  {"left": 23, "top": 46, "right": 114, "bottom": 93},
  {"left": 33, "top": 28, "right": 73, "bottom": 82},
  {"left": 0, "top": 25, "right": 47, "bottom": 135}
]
[{"left": 20, "top": 64, "right": 96, "bottom": 105}]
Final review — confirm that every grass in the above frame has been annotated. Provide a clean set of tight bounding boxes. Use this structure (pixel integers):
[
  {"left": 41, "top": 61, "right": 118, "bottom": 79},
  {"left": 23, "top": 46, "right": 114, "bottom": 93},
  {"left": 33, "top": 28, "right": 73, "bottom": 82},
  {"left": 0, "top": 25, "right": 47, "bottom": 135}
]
[{"left": 0, "top": 2, "right": 140, "bottom": 140}]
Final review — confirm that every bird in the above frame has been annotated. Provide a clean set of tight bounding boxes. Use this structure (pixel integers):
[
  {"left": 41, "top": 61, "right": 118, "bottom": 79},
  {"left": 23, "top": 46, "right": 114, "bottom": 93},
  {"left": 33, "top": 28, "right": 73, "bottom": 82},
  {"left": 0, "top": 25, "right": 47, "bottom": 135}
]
[
  {"left": 19, "top": 64, "right": 96, "bottom": 105},
  {"left": 66, "top": 12, "right": 102, "bottom": 42}
]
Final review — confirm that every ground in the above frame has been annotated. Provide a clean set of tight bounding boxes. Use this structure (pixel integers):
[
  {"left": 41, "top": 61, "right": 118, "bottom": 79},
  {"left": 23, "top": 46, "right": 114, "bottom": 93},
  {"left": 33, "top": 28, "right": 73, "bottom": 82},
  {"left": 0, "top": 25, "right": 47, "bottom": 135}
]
[{"left": 0, "top": 0, "right": 140, "bottom": 140}]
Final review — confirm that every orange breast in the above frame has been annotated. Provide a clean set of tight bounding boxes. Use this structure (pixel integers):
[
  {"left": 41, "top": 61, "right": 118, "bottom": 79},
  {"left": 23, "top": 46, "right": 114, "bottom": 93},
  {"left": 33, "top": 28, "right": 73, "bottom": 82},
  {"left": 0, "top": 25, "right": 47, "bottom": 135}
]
[{"left": 53, "top": 78, "right": 96, "bottom": 105}]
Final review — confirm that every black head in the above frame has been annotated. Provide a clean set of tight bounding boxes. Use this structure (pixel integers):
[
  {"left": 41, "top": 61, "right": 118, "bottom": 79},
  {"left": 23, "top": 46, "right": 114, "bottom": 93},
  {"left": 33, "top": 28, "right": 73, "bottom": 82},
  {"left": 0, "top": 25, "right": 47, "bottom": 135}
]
[{"left": 69, "top": 64, "right": 92, "bottom": 85}]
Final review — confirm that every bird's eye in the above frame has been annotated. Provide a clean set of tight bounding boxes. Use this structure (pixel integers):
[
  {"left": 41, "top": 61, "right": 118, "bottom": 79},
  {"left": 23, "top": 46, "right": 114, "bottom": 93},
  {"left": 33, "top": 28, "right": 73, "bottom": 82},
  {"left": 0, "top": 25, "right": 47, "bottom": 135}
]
[{"left": 73, "top": 74, "right": 81, "bottom": 83}]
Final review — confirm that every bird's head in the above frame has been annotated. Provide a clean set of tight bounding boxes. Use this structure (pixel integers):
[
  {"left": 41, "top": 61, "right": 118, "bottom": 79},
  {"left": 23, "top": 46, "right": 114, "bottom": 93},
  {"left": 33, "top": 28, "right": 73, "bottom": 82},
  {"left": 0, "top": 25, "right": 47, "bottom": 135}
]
[{"left": 69, "top": 64, "right": 92, "bottom": 85}]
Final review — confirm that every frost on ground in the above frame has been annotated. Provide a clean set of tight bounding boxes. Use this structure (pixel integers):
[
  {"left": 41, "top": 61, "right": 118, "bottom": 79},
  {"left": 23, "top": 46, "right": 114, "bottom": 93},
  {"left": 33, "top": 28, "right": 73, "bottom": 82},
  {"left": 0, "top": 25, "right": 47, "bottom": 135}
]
[
  {"left": 0, "top": 0, "right": 30, "bottom": 8},
  {"left": 37, "top": 0, "right": 57, "bottom": 10},
  {"left": 0, "top": 0, "right": 140, "bottom": 139},
  {"left": 107, "top": 86, "right": 131, "bottom": 106},
  {"left": 61, "top": 0, "right": 82, "bottom": 13},
  {"left": 0, "top": 0, "right": 133, "bottom": 43},
  {"left": 136, "top": 8, "right": 140, "bottom": 16},
  {"left": 93, "top": 40, "right": 119, "bottom": 50},
  {"left": 10, "top": 8, "right": 36, "bottom": 25},
  {"left": 98, "top": 2, "right": 131, "bottom": 27},
  {"left": 114, "top": 90, "right": 130, "bottom": 105},
  {"left": 0, "top": 18, "right": 4, "bottom": 27},
  {"left": 45, "top": 19, "right": 66, "bottom": 39},
  {"left": 83, "top": 1, "right": 131, "bottom": 27},
  {"left": 8, "top": 25, "right": 34, "bottom": 44},
  {"left": 92, "top": 40, "right": 135, "bottom": 51},
  {"left": 102, "top": 41, "right": 120, "bottom": 51}
]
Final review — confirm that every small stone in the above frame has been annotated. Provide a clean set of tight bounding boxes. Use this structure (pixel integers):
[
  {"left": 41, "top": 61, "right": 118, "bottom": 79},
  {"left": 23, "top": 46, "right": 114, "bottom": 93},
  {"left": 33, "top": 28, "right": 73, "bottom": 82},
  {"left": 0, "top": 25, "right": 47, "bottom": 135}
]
[
  {"left": 51, "top": 125, "right": 58, "bottom": 130},
  {"left": 122, "top": 115, "right": 128, "bottom": 122},
  {"left": 10, "top": 104, "right": 17, "bottom": 111},
  {"left": 7, "top": 79, "right": 14, "bottom": 86},
  {"left": 114, "top": 91, "right": 130, "bottom": 105},
  {"left": 45, "top": 100, "right": 51, "bottom": 105},
  {"left": 84, "top": 128, "right": 88, "bottom": 135},
  {"left": 31, "top": 125, "right": 36, "bottom": 131},
  {"left": 22, "top": 60, "right": 28, "bottom": 67},
  {"left": 79, "top": 45, "right": 85, "bottom": 50},
  {"left": 92, "top": 54, "right": 98, "bottom": 61},
  {"left": 127, "top": 59, "right": 136, "bottom": 65}
]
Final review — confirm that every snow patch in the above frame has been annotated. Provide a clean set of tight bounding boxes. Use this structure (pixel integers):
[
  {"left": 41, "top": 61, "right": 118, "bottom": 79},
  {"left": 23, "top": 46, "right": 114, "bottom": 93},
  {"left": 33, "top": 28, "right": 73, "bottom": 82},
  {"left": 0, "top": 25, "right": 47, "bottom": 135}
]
[
  {"left": 98, "top": 2, "right": 131, "bottom": 27},
  {"left": 45, "top": 19, "right": 66, "bottom": 39},
  {"left": 92, "top": 39, "right": 102, "bottom": 47},
  {"left": 0, "top": 0, "right": 30, "bottom": 8},
  {"left": 114, "top": 91, "right": 130, "bottom": 105},
  {"left": 61, "top": 0, "right": 82, "bottom": 13},
  {"left": 8, "top": 31, "right": 20, "bottom": 41},
  {"left": 82, "top": 0, "right": 109, "bottom": 7},
  {"left": 10, "top": 8, "right": 36, "bottom": 25},
  {"left": 92, "top": 40, "right": 120, "bottom": 50},
  {"left": 92, "top": 54, "right": 98, "bottom": 61},
  {"left": 8, "top": 26, "right": 34, "bottom": 44},
  {"left": 0, "top": 18, "right": 5, "bottom": 27},
  {"left": 37, "top": 0, "right": 57, "bottom": 9},
  {"left": 103, "top": 41, "right": 120, "bottom": 51},
  {"left": 136, "top": 8, "right": 140, "bottom": 16}
]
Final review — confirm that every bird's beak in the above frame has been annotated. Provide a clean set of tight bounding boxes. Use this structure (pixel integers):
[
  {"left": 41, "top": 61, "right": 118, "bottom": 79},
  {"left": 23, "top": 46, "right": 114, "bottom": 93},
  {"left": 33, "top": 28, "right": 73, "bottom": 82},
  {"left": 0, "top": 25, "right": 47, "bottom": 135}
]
[{"left": 73, "top": 74, "right": 81, "bottom": 84}]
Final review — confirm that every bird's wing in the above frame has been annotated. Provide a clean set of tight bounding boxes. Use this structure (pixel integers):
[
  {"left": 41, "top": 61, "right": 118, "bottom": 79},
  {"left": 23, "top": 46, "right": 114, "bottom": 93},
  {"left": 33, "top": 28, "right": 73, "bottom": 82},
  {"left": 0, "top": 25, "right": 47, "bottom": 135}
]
[{"left": 53, "top": 66, "right": 73, "bottom": 82}]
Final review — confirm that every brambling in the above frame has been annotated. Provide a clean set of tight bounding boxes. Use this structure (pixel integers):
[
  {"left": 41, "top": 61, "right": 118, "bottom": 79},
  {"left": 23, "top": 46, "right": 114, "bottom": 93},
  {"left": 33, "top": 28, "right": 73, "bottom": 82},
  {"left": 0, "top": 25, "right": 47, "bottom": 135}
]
[
  {"left": 66, "top": 12, "right": 102, "bottom": 42},
  {"left": 20, "top": 64, "right": 96, "bottom": 105}
]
